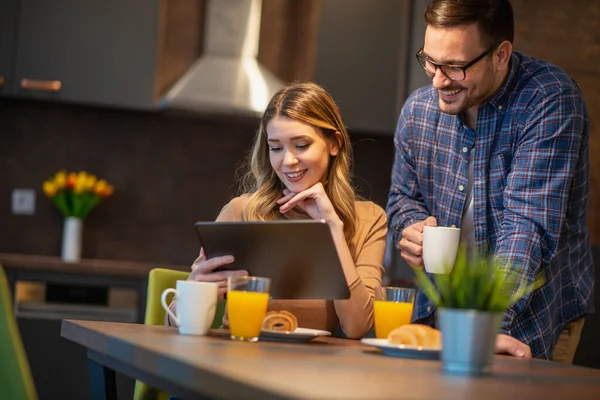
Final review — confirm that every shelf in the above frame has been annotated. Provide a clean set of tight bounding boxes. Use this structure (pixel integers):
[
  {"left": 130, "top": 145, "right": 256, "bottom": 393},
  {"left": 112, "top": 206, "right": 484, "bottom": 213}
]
[{"left": 16, "top": 300, "right": 137, "bottom": 323}]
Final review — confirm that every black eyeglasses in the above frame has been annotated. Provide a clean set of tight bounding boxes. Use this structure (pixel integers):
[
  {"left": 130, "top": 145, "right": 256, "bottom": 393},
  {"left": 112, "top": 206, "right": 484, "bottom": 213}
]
[{"left": 416, "top": 42, "right": 501, "bottom": 81}]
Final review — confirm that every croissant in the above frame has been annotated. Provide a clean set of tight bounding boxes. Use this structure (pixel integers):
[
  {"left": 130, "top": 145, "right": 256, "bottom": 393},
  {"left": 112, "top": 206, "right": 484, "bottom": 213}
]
[
  {"left": 262, "top": 310, "right": 298, "bottom": 332},
  {"left": 387, "top": 324, "right": 442, "bottom": 348}
]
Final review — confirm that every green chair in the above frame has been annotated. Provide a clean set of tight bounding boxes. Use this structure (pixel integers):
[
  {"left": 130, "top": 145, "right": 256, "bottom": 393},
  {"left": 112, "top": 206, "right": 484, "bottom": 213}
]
[
  {"left": 133, "top": 268, "right": 225, "bottom": 400},
  {"left": 0, "top": 265, "right": 38, "bottom": 400}
]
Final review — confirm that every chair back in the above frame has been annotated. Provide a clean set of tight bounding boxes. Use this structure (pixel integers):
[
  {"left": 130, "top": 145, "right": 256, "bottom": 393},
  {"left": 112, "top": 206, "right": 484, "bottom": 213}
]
[
  {"left": 144, "top": 268, "right": 189, "bottom": 325},
  {"left": 0, "top": 265, "right": 38, "bottom": 400}
]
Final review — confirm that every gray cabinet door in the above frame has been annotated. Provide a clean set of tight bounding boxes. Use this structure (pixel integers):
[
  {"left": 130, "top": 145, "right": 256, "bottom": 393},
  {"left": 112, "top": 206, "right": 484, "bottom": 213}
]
[
  {"left": 0, "top": 0, "right": 20, "bottom": 95},
  {"left": 13, "top": 0, "right": 161, "bottom": 109},
  {"left": 314, "top": 0, "right": 411, "bottom": 134}
]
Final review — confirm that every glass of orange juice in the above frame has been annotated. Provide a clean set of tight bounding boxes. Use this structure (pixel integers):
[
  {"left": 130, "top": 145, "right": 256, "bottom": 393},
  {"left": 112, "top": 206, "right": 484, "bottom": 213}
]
[
  {"left": 227, "top": 276, "right": 271, "bottom": 342},
  {"left": 374, "top": 286, "right": 416, "bottom": 339}
]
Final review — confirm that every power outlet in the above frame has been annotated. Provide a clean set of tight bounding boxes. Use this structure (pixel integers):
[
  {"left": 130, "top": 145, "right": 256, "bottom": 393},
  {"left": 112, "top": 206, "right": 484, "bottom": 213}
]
[{"left": 12, "top": 188, "right": 36, "bottom": 215}]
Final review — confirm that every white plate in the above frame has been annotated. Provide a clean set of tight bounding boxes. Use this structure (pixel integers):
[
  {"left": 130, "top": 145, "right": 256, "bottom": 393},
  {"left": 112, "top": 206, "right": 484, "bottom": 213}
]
[
  {"left": 210, "top": 327, "right": 332, "bottom": 343},
  {"left": 361, "top": 338, "right": 441, "bottom": 360},
  {"left": 260, "top": 327, "right": 332, "bottom": 342}
]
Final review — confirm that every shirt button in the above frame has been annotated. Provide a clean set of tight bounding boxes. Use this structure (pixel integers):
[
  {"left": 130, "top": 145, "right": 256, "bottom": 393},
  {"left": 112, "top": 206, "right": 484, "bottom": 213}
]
[
  {"left": 427, "top": 306, "right": 432, "bottom": 313},
  {"left": 462, "top": 146, "right": 468, "bottom": 153},
  {"left": 498, "top": 105, "right": 503, "bottom": 110},
  {"left": 459, "top": 185, "right": 465, "bottom": 191}
]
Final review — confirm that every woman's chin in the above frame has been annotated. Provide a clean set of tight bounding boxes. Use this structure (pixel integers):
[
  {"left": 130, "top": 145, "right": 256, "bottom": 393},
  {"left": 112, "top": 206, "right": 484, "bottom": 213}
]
[{"left": 283, "top": 180, "right": 313, "bottom": 193}]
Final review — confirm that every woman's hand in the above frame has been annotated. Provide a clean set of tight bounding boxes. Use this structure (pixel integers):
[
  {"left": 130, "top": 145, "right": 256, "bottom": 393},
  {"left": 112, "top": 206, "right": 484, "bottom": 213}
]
[
  {"left": 188, "top": 249, "right": 248, "bottom": 300},
  {"left": 277, "top": 182, "right": 342, "bottom": 227}
]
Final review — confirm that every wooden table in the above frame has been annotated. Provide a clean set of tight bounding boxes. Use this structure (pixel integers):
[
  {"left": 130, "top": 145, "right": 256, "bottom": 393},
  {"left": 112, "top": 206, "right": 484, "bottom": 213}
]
[
  {"left": 61, "top": 319, "right": 600, "bottom": 400},
  {"left": 0, "top": 253, "right": 188, "bottom": 321}
]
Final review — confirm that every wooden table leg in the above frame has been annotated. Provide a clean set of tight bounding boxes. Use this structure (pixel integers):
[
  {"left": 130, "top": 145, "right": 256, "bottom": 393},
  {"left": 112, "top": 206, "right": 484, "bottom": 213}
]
[{"left": 88, "top": 354, "right": 117, "bottom": 400}]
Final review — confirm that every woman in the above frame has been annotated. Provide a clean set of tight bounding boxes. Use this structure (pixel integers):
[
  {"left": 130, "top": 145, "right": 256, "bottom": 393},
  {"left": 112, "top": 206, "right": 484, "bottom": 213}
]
[{"left": 169, "top": 82, "right": 387, "bottom": 338}]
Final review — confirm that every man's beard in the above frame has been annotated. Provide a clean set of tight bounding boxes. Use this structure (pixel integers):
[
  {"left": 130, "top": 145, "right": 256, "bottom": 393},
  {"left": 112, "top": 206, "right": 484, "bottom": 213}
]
[{"left": 437, "top": 83, "right": 467, "bottom": 115}]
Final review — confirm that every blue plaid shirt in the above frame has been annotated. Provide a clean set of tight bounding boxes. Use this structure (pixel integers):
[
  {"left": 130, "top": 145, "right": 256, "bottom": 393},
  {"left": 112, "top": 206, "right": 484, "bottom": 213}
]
[{"left": 386, "top": 52, "right": 595, "bottom": 359}]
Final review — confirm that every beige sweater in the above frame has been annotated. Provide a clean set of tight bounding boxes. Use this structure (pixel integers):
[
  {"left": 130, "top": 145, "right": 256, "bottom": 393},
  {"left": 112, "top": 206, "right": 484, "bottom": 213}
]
[{"left": 214, "top": 196, "right": 387, "bottom": 337}]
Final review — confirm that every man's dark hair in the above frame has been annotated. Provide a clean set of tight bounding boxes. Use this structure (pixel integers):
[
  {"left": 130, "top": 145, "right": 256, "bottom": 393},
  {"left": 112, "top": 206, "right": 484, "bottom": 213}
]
[{"left": 425, "top": 0, "right": 514, "bottom": 47}]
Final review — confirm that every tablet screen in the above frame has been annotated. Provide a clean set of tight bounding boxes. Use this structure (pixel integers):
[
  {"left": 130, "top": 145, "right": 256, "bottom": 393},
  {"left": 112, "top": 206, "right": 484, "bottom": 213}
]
[{"left": 194, "top": 220, "right": 350, "bottom": 300}]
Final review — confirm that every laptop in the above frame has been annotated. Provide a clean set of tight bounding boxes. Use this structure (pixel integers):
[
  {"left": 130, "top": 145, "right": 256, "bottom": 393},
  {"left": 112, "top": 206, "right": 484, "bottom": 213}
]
[{"left": 194, "top": 220, "right": 350, "bottom": 300}]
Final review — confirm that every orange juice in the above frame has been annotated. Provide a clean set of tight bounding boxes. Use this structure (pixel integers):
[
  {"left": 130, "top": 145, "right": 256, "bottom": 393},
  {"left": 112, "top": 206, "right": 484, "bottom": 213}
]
[
  {"left": 228, "top": 290, "right": 270, "bottom": 341},
  {"left": 374, "top": 300, "right": 414, "bottom": 339}
]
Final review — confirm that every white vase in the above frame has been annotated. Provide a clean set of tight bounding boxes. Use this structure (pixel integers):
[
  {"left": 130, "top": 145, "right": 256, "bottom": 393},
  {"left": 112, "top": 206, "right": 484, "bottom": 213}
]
[{"left": 61, "top": 217, "right": 83, "bottom": 262}]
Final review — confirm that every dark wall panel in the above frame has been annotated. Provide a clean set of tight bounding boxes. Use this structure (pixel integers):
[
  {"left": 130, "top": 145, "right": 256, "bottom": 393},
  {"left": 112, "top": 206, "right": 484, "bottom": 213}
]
[{"left": 0, "top": 99, "right": 393, "bottom": 266}]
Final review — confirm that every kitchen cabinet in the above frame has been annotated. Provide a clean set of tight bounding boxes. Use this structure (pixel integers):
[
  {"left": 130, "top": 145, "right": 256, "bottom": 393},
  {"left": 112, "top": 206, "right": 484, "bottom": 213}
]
[
  {"left": 314, "top": 0, "right": 413, "bottom": 134},
  {"left": 6, "top": 0, "right": 202, "bottom": 109},
  {"left": 3, "top": 0, "right": 414, "bottom": 127},
  {"left": 0, "top": 0, "right": 19, "bottom": 94}
]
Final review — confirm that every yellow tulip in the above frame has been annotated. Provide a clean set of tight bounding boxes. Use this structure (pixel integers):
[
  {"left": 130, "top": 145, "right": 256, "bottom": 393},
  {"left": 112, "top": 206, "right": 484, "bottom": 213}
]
[
  {"left": 74, "top": 171, "right": 88, "bottom": 195},
  {"left": 85, "top": 174, "right": 97, "bottom": 190},
  {"left": 94, "top": 181, "right": 114, "bottom": 198},
  {"left": 102, "top": 184, "right": 114, "bottom": 197},
  {"left": 43, "top": 181, "right": 58, "bottom": 198},
  {"left": 54, "top": 170, "right": 67, "bottom": 189},
  {"left": 93, "top": 180, "right": 108, "bottom": 196},
  {"left": 77, "top": 171, "right": 88, "bottom": 182}
]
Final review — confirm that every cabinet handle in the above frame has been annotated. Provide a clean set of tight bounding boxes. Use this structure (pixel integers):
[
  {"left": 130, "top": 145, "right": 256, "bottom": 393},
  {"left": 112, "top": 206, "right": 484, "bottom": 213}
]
[
  {"left": 0, "top": 76, "right": 4, "bottom": 87},
  {"left": 20, "top": 79, "right": 62, "bottom": 92}
]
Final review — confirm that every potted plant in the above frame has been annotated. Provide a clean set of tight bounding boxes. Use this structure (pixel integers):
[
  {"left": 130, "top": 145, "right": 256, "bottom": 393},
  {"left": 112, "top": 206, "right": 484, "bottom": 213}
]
[
  {"left": 414, "top": 246, "right": 543, "bottom": 375},
  {"left": 42, "top": 170, "right": 114, "bottom": 262}
]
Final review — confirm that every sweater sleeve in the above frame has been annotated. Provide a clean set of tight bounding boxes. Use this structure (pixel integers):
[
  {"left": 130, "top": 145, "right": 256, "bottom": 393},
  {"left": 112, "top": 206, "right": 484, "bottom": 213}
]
[
  {"left": 214, "top": 195, "right": 248, "bottom": 222},
  {"left": 334, "top": 201, "right": 387, "bottom": 338}
]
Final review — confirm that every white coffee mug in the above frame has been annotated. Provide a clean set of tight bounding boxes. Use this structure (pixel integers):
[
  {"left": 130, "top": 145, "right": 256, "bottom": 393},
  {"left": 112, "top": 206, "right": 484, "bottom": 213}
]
[
  {"left": 161, "top": 280, "right": 218, "bottom": 335},
  {"left": 422, "top": 226, "right": 461, "bottom": 274}
]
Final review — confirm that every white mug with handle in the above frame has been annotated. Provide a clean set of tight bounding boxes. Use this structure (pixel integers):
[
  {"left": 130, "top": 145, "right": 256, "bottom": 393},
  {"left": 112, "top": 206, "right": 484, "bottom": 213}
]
[
  {"left": 422, "top": 226, "right": 461, "bottom": 274},
  {"left": 161, "top": 280, "right": 218, "bottom": 335}
]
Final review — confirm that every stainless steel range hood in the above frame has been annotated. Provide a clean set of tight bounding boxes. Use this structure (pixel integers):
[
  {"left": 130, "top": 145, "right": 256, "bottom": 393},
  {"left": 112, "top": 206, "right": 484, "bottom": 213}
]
[{"left": 162, "top": 0, "right": 284, "bottom": 117}]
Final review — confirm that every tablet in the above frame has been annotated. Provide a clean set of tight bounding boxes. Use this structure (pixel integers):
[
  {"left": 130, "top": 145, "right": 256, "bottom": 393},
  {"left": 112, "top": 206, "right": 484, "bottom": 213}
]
[{"left": 194, "top": 220, "right": 350, "bottom": 300}]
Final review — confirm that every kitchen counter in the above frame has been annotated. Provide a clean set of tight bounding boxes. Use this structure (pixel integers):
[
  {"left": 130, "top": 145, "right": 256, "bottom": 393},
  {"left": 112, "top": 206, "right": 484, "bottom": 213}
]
[
  {"left": 0, "top": 252, "right": 188, "bottom": 277},
  {"left": 0, "top": 252, "right": 189, "bottom": 323}
]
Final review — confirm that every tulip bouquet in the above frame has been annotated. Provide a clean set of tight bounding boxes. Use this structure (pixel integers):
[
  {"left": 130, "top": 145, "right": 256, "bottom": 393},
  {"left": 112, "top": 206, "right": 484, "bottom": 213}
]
[{"left": 42, "top": 170, "right": 114, "bottom": 219}]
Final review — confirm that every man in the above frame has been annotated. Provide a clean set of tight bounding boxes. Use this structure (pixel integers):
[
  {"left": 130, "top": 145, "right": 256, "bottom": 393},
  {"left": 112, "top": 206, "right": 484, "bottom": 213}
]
[{"left": 386, "top": 0, "right": 594, "bottom": 362}]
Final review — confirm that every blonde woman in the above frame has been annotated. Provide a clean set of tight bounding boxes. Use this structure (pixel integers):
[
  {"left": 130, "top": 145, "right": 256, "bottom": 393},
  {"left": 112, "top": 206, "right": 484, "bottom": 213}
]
[{"left": 170, "top": 82, "right": 387, "bottom": 338}]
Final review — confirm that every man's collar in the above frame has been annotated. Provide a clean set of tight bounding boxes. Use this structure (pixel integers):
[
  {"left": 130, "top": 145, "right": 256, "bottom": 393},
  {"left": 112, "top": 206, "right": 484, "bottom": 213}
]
[{"left": 487, "top": 52, "right": 520, "bottom": 112}]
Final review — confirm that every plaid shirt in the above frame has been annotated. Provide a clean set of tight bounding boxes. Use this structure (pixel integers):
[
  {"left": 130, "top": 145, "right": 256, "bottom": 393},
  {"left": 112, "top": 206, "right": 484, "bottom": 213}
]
[{"left": 386, "top": 51, "right": 594, "bottom": 359}]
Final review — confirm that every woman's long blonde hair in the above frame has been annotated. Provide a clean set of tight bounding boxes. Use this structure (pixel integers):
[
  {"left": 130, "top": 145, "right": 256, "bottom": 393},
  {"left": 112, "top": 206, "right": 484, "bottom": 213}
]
[{"left": 240, "top": 82, "right": 357, "bottom": 243}]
